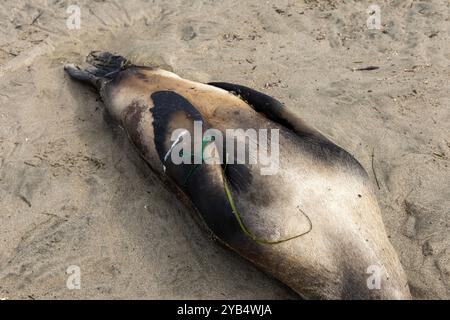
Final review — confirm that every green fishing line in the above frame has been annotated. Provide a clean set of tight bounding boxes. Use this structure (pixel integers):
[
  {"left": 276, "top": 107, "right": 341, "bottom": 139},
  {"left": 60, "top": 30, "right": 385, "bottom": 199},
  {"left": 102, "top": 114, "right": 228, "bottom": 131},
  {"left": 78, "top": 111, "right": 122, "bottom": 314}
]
[
  {"left": 221, "top": 165, "right": 312, "bottom": 245},
  {"left": 180, "top": 137, "right": 312, "bottom": 245}
]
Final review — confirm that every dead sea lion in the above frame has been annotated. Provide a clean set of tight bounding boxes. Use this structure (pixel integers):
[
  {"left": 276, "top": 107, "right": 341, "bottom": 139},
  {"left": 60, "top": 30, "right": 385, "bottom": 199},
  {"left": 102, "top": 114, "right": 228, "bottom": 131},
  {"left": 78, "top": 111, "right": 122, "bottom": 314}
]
[{"left": 64, "top": 51, "right": 411, "bottom": 299}]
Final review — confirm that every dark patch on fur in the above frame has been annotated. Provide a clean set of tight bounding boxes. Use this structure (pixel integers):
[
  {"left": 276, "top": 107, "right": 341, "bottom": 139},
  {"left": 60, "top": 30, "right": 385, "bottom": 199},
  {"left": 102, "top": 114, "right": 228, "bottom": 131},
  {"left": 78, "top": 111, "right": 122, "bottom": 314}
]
[
  {"left": 135, "top": 71, "right": 149, "bottom": 82},
  {"left": 224, "top": 164, "right": 252, "bottom": 193},
  {"left": 122, "top": 100, "right": 148, "bottom": 155},
  {"left": 248, "top": 188, "right": 273, "bottom": 208},
  {"left": 340, "top": 265, "right": 381, "bottom": 299},
  {"left": 149, "top": 91, "right": 204, "bottom": 162},
  {"left": 149, "top": 91, "right": 254, "bottom": 247}
]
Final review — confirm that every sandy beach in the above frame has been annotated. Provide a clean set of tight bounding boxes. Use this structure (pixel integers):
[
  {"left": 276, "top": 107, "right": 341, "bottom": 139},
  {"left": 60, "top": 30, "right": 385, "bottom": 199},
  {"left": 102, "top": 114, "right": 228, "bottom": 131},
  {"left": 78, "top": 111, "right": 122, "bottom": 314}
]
[{"left": 0, "top": 0, "right": 449, "bottom": 299}]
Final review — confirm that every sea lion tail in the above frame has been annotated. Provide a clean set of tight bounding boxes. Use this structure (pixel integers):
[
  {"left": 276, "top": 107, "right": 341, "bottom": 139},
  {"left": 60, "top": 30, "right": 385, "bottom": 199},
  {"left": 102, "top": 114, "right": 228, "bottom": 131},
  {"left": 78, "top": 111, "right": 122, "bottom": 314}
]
[{"left": 64, "top": 51, "right": 131, "bottom": 89}]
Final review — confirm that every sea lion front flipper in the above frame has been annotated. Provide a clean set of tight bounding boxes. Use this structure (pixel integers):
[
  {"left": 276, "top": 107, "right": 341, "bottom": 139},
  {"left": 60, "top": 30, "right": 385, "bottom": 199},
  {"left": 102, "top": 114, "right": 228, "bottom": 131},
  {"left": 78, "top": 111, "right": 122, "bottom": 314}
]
[
  {"left": 64, "top": 63, "right": 102, "bottom": 88},
  {"left": 208, "top": 82, "right": 330, "bottom": 142},
  {"left": 149, "top": 90, "right": 248, "bottom": 245}
]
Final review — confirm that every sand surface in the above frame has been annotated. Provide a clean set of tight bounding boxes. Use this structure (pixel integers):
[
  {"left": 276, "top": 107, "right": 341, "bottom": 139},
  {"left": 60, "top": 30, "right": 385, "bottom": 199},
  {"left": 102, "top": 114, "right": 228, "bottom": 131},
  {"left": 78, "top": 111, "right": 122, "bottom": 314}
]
[{"left": 0, "top": 0, "right": 449, "bottom": 299}]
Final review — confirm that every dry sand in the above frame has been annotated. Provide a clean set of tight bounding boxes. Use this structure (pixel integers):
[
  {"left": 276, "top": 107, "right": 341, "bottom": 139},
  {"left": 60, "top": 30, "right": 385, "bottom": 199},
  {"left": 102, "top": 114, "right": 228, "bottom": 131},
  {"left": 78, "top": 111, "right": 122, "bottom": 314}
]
[{"left": 0, "top": 0, "right": 449, "bottom": 299}]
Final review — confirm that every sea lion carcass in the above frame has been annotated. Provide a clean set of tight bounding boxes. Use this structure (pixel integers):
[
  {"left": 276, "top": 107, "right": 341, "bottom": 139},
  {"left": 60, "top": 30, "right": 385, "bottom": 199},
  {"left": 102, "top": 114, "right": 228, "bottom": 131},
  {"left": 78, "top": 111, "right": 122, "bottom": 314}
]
[{"left": 64, "top": 51, "right": 411, "bottom": 299}]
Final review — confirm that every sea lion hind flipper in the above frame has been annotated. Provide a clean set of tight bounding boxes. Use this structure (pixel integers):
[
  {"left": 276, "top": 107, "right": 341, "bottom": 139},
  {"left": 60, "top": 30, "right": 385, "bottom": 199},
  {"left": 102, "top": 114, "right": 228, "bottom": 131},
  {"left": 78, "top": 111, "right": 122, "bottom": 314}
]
[
  {"left": 64, "top": 63, "right": 101, "bottom": 88},
  {"left": 64, "top": 51, "right": 131, "bottom": 89},
  {"left": 85, "top": 51, "right": 131, "bottom": 78},
  {"left": 208, "top": 81, "right": 329, "bottom": 141}
]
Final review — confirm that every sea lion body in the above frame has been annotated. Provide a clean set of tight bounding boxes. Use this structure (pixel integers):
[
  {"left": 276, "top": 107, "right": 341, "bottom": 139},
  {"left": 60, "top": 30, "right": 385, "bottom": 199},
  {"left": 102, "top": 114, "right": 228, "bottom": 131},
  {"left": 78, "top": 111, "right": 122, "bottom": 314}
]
[{"left": 65, "top": 52, "right": 410, "bottom": 299}]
